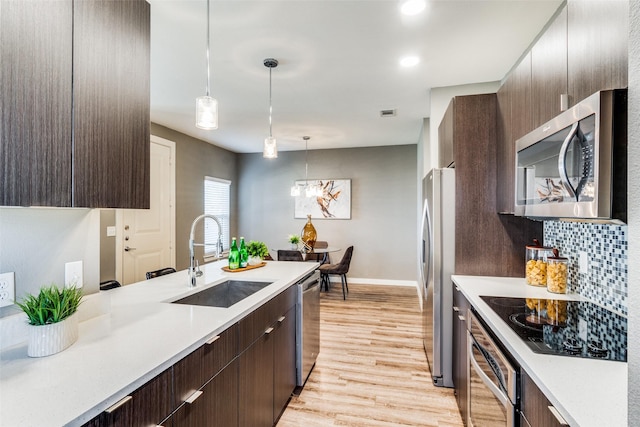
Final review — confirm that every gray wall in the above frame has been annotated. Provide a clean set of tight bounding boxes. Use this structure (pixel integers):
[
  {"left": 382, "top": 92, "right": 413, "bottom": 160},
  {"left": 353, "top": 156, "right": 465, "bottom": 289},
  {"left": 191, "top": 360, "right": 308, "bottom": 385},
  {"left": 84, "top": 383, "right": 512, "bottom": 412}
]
[
  {"left": 237, "top": 145, "right": 418, "bottom": 281},
  {"left": 0, "top": 208, "right": 100, "bottom": 306},
  {"left": 99, "top": 209, "right": 116, "bottom": 282},
  {"left": 628, "top": 0, "right": 639, "bottom": 423},
  {"left": 151, "top": 123, "right": 238, "bottom": 270}
]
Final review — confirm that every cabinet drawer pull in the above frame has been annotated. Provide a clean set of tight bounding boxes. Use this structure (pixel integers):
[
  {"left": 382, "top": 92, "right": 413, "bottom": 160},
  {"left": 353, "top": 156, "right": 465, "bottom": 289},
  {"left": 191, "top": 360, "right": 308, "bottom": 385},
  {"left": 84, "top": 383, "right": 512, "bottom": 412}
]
[
  {"left": 265, "top": 326, "right": 274, "bottom": 334},
  {"left": 547, "top": 406, "right": 569, "bottom": 425},
  {"left": 277, "top": 315, "right": 286, "bottom": 323},
  {"left": 458, "top": 315, "right": 466, "bottom": 322},
  {"left": 105, "top": 395, "right": 132, "bottom": 414},
  {"left": 185, "top": 390, "right": 204, "bottom": 404},
  {"left": 453, "top": 306, "right": 460, "bottom": 312},
  {"left": 206, "top": 334, "right": 220, "bottom": 345}
]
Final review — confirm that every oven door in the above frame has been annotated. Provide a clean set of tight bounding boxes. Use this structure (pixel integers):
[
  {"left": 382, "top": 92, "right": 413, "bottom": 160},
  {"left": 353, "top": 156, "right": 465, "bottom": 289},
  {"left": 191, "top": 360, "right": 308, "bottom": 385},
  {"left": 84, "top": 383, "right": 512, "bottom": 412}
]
[{"left": 467, "top": 311, "right": 517, "bottom": 427}]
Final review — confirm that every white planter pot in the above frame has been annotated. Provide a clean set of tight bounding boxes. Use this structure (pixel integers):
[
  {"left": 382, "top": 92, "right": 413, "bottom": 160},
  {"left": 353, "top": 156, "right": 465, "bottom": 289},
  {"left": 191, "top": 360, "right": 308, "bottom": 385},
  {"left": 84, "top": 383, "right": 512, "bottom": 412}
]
[
  {"left": 290, "top": 243, "right": 298, "bottom": 250},
  {"left": 248, "top": 256, "right": 263, "bottom": 266},
  {"left": 27, "top": 313, "right": 79, "bottom": 357}
]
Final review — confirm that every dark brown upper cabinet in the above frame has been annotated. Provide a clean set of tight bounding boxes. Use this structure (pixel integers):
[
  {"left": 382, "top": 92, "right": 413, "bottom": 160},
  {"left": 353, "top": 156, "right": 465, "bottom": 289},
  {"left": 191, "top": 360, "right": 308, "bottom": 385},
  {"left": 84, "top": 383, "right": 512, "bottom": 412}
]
[
  {"left": 567, "top": 0, "right": 628, "bottom": 105},
  {"left": 0, "top": 0, "right": 150, "bottom": 208},
  {"left": 0, "top": 1, "right": 74, "bottom": 207},
  {"left": 496, "top": 52, "right": 532, "bottom": 214},
  {"left": 531, "top": 5, "right": 568, "bottom": 129}
]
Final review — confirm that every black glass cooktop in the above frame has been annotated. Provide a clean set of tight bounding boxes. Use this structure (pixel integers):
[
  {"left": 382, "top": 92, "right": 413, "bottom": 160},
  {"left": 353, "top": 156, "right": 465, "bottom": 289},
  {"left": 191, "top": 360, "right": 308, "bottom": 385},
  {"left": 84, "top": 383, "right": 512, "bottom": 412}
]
[{"left": 480, "top": 296, "right": 627, "bottom": 362}]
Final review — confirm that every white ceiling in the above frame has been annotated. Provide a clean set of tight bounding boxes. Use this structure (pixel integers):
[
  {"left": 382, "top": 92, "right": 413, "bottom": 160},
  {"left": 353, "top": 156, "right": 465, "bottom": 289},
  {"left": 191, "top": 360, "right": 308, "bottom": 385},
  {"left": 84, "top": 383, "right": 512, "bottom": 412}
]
[{"left": 150, "top": 0, "right": 562, "bottom": 153}]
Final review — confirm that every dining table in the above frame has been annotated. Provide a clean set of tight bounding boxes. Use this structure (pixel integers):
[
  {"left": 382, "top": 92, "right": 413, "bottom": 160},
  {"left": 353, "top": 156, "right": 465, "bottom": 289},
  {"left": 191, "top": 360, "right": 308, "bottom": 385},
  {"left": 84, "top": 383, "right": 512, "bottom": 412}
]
[{"left": 303, "top": 246, "right": 340, "bottom": 264}]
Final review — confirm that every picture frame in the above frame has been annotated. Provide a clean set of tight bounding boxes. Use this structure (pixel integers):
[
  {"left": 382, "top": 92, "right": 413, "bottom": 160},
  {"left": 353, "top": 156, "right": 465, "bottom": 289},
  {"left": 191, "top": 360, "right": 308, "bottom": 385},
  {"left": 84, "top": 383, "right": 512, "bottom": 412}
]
[{"left": 294, "top": 179, "right": 351, "bottom": 219}]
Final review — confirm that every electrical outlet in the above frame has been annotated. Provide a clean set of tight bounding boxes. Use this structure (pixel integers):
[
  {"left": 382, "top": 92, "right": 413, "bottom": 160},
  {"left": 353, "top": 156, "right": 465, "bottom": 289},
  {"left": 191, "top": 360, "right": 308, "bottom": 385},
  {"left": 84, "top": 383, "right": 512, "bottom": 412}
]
[
  {"left": 65, "top": 261, "right": 84, "bottom": 289},
  {"left": 579, "top": 252, "right": 588, "bottom": 274},
  {"left": 0, "top": 272, "right": 16, "bottom": 308}
]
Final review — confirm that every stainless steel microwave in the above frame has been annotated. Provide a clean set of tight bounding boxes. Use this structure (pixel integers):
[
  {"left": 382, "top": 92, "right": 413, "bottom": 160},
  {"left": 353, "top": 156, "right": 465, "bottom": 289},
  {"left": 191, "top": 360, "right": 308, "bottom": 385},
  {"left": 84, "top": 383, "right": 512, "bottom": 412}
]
[{"left": 514, "top": 89, "right": 627, "bottom": 223}]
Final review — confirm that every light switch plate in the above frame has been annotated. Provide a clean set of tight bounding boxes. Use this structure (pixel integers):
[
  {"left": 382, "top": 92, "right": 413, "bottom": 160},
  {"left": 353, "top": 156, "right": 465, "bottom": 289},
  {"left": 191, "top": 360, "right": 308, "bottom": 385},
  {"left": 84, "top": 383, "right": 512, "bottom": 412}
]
[
  {"left": 106, "top": 226, "right": 116, "bottom": 237},
  {"left": 579, "top": 252, "right": 588, "bottom": 274},
  {"left": 65, "top": 261, "right": 84, "bottom": 289},
  {"left": 0, "top": 272, "right": 16, "bottom": 307}
]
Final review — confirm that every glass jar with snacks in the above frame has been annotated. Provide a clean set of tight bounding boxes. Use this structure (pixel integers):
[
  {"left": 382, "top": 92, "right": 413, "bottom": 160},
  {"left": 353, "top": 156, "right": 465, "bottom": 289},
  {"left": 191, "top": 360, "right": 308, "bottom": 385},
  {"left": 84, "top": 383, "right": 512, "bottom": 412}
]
[
  {"left": 525, "top": 239, "right": 553, "bottom": 287},
  {"left": 547, "top": 248, "right": 568, "bottom": 294}
]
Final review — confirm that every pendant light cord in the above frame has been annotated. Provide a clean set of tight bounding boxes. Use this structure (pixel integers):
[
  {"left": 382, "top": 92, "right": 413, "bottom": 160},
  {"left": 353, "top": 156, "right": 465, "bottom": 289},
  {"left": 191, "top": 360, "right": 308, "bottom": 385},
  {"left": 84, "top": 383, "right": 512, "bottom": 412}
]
[
  {"left": 268, "top": 67, "right": 273, "bottom": 137},
  {"left": 205, "top": 0, "right": 211, "bottom": 97}
]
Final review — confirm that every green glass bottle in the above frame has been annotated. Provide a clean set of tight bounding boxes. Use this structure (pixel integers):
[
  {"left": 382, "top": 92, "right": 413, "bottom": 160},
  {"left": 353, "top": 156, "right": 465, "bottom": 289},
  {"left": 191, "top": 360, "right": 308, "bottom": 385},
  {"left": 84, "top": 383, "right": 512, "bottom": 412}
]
[
  {"left": 229, "top": 237, "right": 240, "bottom": 270},
  {"left": 239, "top": 237, "right": 248, "bottom": 268}
]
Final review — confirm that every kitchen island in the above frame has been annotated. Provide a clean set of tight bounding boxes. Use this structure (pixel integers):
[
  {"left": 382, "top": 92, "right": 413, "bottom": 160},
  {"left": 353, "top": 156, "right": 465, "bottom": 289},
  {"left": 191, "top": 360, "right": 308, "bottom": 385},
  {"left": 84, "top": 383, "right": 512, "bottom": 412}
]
[
  {"left": 0, "top": 260, "right": 317, "bottom": 426},
  {"left": 453, "top": 275, "right": 627, "bottom": 427}
]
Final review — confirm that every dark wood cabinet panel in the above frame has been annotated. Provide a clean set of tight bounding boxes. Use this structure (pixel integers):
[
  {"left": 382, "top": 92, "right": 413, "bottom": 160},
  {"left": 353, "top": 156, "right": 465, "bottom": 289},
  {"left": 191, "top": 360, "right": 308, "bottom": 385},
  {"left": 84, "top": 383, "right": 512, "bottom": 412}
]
[
  {"left": 239, "top": 333, "right": 275, "bottom": 427},
  {"left": 89, "top": 368, "right": 172, "bottom": 427},
  {"left": 0, "top": 0, "right": 73, "bottom": 207},
  {"left": 203, "top": 323, "right": 238, "bottom": 382},
  {"left": 238, "top": 302, "right": 272, "bottom": 350},
  {"left": 170, "top": 359, "right": 239, "bottom": 427},
  {"left": 442, "top": 93, "right": 541, "bottom": 277},
  {"left": 452, "top": 284, "right": 470, "bottom": 425},
  {"left": 521, "top": 371, "right": 569, "bottom": 427},
  {"left": 73, "top": 0, "right": 150, "bottom": 208},
  {"left": 273, "top": 306, "right": 296, "bottom": 423},
  {"left": 567, "top": 0, "right": 628, "bottom": 105},
  {"left": 531, "top": 6, "right": 567, "bottom": 128},
  {"left": 496, "top": 76, "right": 513, "bottom": 214},
  {"left": 438, "top": 101, "right": 455, "bottom": 168}
]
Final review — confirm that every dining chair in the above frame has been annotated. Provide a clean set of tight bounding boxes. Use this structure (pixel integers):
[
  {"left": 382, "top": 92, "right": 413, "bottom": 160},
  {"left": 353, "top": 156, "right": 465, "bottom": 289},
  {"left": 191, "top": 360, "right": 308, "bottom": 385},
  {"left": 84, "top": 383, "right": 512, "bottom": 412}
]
[
  {"left": 306, "top": 240, "right": 329, "bottom": 264},
  {"left": 99, "top": 280, "right": 121, "bottom": 291},
  {"left": 277, "top": 250, "right": 303, "bottom": 261},
  {"left": 319, "top": 246, "right": 354, "bottom": 300},
  {"left": 145, "top": 267, "right": 177, "bottom": 280}
]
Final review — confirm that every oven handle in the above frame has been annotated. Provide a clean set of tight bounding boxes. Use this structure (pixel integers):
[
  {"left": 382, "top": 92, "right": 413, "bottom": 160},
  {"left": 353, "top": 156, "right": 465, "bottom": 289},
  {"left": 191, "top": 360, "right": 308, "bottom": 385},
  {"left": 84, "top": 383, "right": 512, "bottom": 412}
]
[{"left": 468, "top": 334, "right": 511, "bottom": 409}]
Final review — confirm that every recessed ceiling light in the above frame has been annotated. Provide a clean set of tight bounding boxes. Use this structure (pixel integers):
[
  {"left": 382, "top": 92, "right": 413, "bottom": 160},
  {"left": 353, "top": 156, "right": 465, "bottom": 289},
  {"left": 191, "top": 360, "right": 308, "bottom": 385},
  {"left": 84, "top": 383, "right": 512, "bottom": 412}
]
[
  {"left": 400, "top": 56, "right": 420, "bottom": 67},
  {"left": 400, "top": 0, "right": 426, "bottom": 16}
]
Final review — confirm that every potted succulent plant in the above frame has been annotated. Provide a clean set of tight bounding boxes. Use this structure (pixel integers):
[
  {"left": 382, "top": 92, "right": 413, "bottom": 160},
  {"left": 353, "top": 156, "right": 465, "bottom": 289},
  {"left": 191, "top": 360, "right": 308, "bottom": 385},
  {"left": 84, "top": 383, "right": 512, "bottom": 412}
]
[
  {"left": 16, "top": 284, "right": 83, "bottom": 357},
  {"left": 288, "top": 234, "right": 300, "bottom": 250},
  {"left": 246, "top": 240, "right": 269, "bottom": 265}
]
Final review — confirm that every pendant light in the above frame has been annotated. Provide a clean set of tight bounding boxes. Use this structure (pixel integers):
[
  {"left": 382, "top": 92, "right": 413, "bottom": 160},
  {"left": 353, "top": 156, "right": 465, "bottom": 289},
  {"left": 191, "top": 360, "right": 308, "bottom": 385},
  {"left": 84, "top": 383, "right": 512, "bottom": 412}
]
[
  {"left": 263, "top": 58, "right": 278, "bottom": 158},
  {"left": 195, "top": 0, "right": 218, "bottom": 130},
  {"left": 291, "top": 136, "right": 323, "bottom": 197}
]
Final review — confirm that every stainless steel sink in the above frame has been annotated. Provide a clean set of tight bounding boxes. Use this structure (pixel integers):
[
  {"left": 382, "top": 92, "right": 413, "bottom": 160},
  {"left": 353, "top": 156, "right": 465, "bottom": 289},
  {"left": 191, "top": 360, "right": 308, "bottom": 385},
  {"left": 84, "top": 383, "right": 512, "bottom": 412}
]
[{"left": 172, "top": 280, "right": 273, "bottom": 308}]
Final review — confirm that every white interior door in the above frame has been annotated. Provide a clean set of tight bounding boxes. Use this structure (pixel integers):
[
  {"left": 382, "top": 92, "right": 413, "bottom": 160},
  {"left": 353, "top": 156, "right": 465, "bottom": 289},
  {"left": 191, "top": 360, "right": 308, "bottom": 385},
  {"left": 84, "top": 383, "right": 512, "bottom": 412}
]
[{"left": 116, "top": 136, "right": 176, "bottom": 285}]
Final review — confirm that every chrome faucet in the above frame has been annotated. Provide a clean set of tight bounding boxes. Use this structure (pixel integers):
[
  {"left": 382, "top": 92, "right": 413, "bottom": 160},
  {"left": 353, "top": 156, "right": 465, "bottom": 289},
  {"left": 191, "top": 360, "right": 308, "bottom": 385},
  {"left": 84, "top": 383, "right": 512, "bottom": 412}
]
[{"left": 188, "top": 214, "right": 224, "bottom": 287}]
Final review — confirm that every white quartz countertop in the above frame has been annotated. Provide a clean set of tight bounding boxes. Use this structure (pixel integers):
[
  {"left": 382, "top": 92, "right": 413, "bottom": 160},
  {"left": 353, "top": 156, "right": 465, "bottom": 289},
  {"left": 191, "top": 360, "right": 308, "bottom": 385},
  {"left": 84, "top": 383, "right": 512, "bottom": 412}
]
[
  {"left": 452, "top": 275, "right": 627, "bottom": 427},
  {"left": 0, "top": 260, "right": 318, "bottom": 427}
]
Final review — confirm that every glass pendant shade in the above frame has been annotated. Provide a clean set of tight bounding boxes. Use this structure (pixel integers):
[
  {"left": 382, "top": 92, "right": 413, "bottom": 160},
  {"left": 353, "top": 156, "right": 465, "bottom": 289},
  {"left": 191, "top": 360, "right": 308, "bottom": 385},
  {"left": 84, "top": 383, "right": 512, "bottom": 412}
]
[
  {"left": 263, "top": 136, "right": 278, "bottom": 158},
  {"left": 195, "top": 96, "right": 218, "bottom": 130}
]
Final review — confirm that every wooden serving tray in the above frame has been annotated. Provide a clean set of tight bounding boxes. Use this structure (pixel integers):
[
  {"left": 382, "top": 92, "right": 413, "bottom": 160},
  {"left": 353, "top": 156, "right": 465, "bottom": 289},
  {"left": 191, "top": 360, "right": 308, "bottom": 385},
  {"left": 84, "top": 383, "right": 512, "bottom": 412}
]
[{"left": 221, "top": 262, "right": 267, "bottom": 273}]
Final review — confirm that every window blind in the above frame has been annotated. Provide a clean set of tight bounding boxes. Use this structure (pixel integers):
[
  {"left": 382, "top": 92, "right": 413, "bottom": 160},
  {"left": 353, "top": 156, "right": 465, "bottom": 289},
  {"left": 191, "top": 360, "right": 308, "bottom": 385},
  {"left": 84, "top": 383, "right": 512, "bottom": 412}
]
[{"left": 204, "top": 177, "right": 230, "bottom": 255}]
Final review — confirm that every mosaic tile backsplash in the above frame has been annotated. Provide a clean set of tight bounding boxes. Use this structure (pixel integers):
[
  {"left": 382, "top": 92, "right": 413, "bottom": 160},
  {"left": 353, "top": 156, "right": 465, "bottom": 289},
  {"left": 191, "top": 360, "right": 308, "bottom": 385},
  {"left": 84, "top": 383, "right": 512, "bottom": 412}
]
[{"left": 544, "top": 221, "right": 627, "bottom": 316}]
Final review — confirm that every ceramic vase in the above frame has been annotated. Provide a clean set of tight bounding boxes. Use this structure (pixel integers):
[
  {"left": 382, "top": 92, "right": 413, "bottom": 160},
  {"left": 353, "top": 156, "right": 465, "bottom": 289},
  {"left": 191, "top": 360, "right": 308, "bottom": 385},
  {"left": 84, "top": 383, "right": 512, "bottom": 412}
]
[
  {"left": 27, "top": 313, "right": 79, "bottom": 357},
  {"left": 248, "top": 255, "right": 262, "bottom": 266}
]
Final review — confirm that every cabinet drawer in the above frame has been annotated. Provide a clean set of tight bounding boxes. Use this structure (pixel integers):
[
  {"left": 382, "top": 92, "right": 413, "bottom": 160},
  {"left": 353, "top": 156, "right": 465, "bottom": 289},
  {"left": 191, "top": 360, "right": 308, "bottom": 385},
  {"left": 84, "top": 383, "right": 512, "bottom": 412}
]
[
  {"left": 173, "top": 324, "right": 238, "bottom": 408},
  {"left": 239, "top": 285, "right": 296, "bottom": 350}
]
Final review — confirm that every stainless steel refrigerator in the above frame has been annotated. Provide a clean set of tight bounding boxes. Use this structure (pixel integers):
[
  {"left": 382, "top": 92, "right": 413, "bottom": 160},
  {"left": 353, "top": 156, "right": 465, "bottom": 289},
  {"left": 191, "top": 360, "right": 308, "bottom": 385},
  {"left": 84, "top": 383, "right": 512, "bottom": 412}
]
[{"left": 421, "top": 168, "right": 455, "bottom": 388}]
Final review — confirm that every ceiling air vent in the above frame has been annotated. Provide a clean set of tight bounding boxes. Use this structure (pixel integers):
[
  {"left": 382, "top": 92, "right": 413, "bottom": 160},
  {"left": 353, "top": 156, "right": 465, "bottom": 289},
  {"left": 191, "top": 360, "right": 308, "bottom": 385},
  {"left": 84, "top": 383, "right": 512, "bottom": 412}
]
[{"left": 380, "top": 109, "right": 397, "bottom": 117}]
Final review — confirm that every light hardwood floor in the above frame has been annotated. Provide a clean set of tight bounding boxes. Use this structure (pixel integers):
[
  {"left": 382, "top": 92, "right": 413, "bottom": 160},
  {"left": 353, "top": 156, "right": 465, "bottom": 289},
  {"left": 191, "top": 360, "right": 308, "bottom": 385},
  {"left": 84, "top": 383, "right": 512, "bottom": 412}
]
[{"left": 277, "top": 284, "right": 464, "bottom": 427}]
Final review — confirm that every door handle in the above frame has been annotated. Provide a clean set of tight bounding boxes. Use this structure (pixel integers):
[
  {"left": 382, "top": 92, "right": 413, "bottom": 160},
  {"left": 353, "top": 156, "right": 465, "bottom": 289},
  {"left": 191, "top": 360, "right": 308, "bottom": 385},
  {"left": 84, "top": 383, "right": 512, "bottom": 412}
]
[{"left": 124, "top": 246, "right": 136, "bottom": 252}]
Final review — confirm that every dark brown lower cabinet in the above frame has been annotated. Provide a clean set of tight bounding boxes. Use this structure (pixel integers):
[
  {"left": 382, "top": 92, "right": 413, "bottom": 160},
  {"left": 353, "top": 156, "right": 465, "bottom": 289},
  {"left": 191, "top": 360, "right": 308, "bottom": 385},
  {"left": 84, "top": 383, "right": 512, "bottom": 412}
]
[
  {"left": 85, "top": 368, "right": 172, "bottom": 427},
  {"left": 273, "top": 306, "right": 297, "bottom": 423},
  {"left": 452, "top": 284, "right": 470, "bottom": 425},
  {"left": 520, "top": 371, "right": 570, "bottom": 427},
  {"left": 239, "top": 286, "right": 297, "bottom": 427},
  {"left": 168, "top": 359, "right": 239, "bottom": 427}
]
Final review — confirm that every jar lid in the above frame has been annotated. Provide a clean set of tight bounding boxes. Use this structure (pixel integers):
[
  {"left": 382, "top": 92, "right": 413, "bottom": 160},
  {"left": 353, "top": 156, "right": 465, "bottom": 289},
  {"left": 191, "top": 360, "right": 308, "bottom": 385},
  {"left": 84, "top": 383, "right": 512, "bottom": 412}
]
[
  {"left": 526, "top": 239, "right": 552, "bottom": 251},
  {"left": 547, "top": 248, "right": 568, "bottom": 260}
]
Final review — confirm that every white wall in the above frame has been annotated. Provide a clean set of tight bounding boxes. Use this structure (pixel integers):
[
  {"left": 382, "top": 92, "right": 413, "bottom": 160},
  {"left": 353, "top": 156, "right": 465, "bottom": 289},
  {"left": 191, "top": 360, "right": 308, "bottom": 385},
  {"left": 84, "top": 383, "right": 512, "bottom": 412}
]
[
  {"left": 0, "top": 208, "right": 101, "bottom": 303},
  {"left": 427, "top": 81, "right": 501, "bottom": 174},
  {"left": 627, "top": 0, "right": 639, "bottom": 423}
]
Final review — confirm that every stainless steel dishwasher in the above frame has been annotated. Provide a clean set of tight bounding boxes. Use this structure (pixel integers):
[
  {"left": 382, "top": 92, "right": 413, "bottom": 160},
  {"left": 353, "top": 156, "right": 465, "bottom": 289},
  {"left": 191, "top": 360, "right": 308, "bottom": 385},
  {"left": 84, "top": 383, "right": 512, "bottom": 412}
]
[{"left": 296, "top": 270, "right": 321, "bottom": 387}]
